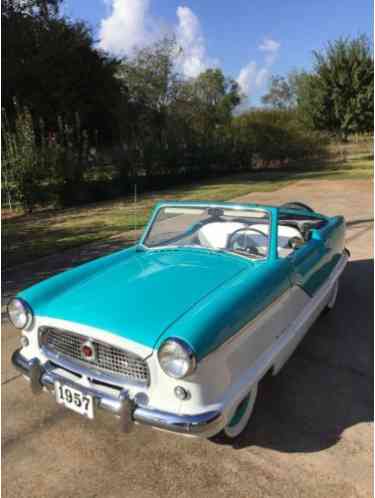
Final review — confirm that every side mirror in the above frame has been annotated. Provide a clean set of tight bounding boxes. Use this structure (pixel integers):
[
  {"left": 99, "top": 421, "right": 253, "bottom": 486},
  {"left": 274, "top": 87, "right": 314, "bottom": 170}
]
[
  {"left": 288, "top": 237, "right": 304, "bottom": 250},
  {"left": 309, "top": 228, "right": 323, "bottom": 241}
]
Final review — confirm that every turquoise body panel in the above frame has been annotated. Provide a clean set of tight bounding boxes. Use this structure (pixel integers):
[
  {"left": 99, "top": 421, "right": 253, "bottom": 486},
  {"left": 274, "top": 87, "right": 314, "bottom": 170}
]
[
  {"left": 17, "top": 200, "right": 344, "bottom": 360},
  {"left": 290, "top": 216, "right": 345, "bottom": 296},
  {"left": 19, "top": 247, "right": 249, "bottom": 351},
  {"left": 155, "top": 258, "right": 292, "bottom": 359}
]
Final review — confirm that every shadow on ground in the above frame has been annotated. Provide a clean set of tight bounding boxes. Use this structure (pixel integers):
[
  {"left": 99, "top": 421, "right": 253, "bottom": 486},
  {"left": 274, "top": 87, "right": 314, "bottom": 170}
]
[
  {"left": 2, "top": 235, "right": 136, "bottom": 302},
  {"left": 227, "top": 258, "right": 374, "bottom": 452}
]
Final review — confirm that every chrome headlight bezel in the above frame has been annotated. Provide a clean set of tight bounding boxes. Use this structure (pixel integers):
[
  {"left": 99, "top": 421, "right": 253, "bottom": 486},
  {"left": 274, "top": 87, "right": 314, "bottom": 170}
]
[
  {"left": 157, "top": 338, "right": 197, "bottom": 379},
  {"left": 7, "top": 298, "right": 33, "bottom": 330}
]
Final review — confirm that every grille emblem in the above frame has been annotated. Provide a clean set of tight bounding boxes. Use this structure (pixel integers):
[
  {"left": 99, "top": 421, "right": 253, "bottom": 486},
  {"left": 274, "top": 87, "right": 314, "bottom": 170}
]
[{"left": 80, "top": 340, "right": 96, "bottom": 362}]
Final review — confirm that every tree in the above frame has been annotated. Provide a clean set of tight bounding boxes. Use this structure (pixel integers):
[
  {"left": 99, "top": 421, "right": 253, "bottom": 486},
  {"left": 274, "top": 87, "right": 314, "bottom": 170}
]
[
  {"left": 292, "top": 36, "right": 374, "bottom": 139},
  {"left": 184, "top": 68, "right": 241, "bottom": 141},
  {"left": 2, "top": 106, "right": 45, "bottom": 211},
  {"left": 2, "top": 4, "right": 123, "bottom": 142},
  {"left": 261, "top": 75, "right": 294, "bottom": 109},
  {"left": 2, "top": 0, "right": 62, "bottom": 18},
  {"left": 116, "top": 37, "right": 184, "bottom": 175},
  {"left": 287, "top": 70, "right": 321, "bottom": 130},
  {"left": 118, "top": 37, "right": 181, "bottom": 112}
]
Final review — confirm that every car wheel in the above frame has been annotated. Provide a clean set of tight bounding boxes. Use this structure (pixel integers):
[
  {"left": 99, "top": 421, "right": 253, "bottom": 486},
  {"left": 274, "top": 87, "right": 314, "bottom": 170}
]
[{"left": 211, "top": 384, "right": 258, "bottom": 443}]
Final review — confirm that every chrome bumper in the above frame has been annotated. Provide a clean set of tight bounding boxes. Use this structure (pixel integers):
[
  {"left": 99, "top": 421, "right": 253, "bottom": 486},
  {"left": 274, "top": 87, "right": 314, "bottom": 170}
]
[{"left": 11, "top": 350, "right": 224, "bottom": 438}]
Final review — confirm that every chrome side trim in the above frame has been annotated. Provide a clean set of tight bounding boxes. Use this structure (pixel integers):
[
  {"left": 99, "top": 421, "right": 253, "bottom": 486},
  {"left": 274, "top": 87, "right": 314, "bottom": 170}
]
[{"left": 11, "top": 350, "right": 224, "bottom": 438}]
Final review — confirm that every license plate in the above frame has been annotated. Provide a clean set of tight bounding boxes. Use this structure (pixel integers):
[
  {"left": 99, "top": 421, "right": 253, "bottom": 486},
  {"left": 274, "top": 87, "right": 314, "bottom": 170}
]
[{"left": 55, "top": 382, "right": 94, "bottom": 419}]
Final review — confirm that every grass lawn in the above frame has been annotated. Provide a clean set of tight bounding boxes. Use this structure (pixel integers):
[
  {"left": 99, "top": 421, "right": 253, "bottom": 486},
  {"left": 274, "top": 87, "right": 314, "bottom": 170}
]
[{"left": 3, "top": 154, "right": 373, "bottom": 269}]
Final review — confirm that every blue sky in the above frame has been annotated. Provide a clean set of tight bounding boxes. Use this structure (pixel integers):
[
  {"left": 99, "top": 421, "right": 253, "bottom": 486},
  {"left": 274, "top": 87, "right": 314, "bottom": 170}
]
[{"left": 63, "top": 0, "right": 373, "bottom": 104}]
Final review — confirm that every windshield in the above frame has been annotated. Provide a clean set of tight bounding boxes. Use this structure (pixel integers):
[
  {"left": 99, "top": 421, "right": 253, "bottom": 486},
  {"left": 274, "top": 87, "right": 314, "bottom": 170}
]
[{"left": 143, "top": 205, "right": 270, "bottom": 259}]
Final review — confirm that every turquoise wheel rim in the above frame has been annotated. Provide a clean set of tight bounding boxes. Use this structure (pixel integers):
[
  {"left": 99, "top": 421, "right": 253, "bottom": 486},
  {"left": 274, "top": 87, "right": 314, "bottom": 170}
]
[{"left": 228, "top": 394, "right": 251, "bottom": 428}]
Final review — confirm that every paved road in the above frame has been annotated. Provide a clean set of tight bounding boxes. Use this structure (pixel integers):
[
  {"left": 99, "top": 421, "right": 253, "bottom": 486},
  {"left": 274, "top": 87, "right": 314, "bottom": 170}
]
[{"left": 2, "top": 179, "right": 373, "bottom": 498}]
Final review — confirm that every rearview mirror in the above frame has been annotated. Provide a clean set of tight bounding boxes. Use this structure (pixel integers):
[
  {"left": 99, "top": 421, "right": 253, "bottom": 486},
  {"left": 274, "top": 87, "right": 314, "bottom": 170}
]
[{"left": 288, "top": 237, "right": 304, "bottom": 250}]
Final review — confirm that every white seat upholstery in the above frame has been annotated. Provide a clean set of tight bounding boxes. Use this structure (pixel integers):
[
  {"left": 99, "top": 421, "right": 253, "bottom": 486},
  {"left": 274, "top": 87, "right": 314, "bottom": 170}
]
[
  {"left": 198, "top": 222, "right": 303, "bottom": 256},
  {"left": 198, "top": 222, "right": 246, "bottom": 249},
  {"left": 251, "top": 224, "right": 303, "bottom": 256}
]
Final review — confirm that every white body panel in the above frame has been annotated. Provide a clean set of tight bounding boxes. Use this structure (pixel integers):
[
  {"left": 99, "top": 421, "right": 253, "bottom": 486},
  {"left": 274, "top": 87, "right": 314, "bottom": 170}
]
[
  {"left": 20, "top": 252, "right": 348, "bottom": 432},
  {"left": 21, "top": 317, "right": 186, "bottom": 414}
]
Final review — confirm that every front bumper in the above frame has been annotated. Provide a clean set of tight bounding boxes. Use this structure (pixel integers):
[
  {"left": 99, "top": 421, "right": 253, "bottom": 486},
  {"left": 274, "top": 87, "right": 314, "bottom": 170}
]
[{"left": 12, "top": 350, "right": 224, "bottom": 438}]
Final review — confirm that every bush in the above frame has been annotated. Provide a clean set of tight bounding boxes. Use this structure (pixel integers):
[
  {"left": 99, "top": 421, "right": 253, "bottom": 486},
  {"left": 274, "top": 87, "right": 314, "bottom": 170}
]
[
  {"left": 2, "top": 106, "right": 48, "bottom": 212},
  {"left": 233, "top": 109, "right": 327, "bottom": 167},
  {"left": 2, "top": 105, "right": 329, "bottom": 213},
  {"left": 2, "top": 105, "right": 94, "bottom": 210}
]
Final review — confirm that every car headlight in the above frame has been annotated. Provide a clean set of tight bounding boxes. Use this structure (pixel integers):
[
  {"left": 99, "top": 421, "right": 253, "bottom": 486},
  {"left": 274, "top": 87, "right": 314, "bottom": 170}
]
[
  {"left": 158, "top": 338, "right": 197, "bottom": 379},
  {"left": 7, "top": 298, "right": 33, "bottom": 329}
]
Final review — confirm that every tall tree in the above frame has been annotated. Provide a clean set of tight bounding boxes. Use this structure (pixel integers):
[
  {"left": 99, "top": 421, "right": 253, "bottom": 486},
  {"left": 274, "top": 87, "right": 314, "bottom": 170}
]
[
  {"left": 293, "top": 36, "right": 374, "bottom": 138},
  {"left": 2, "top": 4, "right": 123, "bottom": 142},
  {"left": 185, "top": 68, "right": 241, "bottom": 141}
]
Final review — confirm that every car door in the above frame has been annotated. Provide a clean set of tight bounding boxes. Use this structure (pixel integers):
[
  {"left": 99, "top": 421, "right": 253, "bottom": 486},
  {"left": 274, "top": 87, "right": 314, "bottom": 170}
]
[{"left": 289, "top": 217, "right": 345, "bottom": 296}]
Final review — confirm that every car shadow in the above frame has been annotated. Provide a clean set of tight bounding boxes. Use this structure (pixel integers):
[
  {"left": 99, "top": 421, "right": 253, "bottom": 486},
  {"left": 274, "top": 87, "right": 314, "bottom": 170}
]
[{"left": 228, "top": 258, "right": 373, "bottom": 452}]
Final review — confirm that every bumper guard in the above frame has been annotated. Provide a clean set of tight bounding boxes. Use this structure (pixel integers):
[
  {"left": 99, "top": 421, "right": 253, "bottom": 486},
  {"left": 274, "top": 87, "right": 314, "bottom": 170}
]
[{"left": 12, "top": 349, "right": 224, "bottom": 438}]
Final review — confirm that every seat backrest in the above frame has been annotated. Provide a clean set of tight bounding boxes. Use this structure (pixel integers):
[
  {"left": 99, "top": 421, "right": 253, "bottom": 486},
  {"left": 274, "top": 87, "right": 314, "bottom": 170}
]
[
  {"left": 198, "top": 222, "right": 246, "bottom": 249},
  {"left": 250, "top": 224, "right": 303, "bottom": 257},
  {"left": 198, "top": 222, "right": 303, "bottom": 255}
]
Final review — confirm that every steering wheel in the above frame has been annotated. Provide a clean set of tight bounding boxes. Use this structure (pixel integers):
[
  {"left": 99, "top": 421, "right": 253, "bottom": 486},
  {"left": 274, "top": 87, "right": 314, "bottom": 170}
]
[{"left": 227, "top": 227, "right": 269, "bottom": 256}]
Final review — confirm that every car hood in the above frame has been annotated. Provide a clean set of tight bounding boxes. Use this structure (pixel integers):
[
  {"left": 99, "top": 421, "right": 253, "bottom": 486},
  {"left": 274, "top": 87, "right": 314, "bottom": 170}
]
[{"left": 19, "top": 247, "right": 248, "bottom": 352}]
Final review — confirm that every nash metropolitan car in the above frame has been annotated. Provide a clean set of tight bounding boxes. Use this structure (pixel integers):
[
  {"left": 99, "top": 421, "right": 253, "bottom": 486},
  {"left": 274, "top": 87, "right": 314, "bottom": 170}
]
[{"left": 10, "top": 200, "right": 349, "bottom": 440}]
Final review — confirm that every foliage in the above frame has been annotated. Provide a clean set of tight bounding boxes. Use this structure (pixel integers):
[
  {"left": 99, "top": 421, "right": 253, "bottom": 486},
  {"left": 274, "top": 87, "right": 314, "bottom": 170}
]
[
  {"left": 2, "top": 2, "right": 122, "bottom": 142},
  {"left": 4, "top": 5, "right": 368, "bottom": 213},
  {"left": 233, "top": 109, "right": 327, "bottom": 165},
  {"left": 2, "top": 0, "right": 62, "bottom": 17},
  {"left": 2, "top": 105, "right": 46, "bottom": 211},
  {"left": 261, "top": 75, "right": 294, "bottom": 109},
  {"left": 2, "top": 105, "right": 93, "bottom": 210},
  {"left": 292, "top": 36, "right": 373, "bottom": 139},
  {"left": 183, "top": 68, "right": 241, "bottom": 142},
  {"left": 116, "top": 37, "right": 183, "bottom": 176}
]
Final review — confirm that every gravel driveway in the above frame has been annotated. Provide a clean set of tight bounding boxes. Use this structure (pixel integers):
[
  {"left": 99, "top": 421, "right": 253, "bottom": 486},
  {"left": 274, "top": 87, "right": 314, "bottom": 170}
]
[{"left": 2, "top": 179, "right": 373, "bottom": 498}]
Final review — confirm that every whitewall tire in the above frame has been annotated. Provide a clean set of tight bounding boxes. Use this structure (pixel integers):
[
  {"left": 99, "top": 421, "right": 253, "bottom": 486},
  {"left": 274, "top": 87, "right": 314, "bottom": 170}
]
[{"left": 211, "top": 384, "right": 258, "bottom": 442}]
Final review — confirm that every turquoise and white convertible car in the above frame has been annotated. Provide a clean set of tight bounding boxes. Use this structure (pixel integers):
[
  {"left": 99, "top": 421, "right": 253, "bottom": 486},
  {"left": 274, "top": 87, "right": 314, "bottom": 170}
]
[{"left": 10, "top": 200, "right": 348, "bottom": 441}]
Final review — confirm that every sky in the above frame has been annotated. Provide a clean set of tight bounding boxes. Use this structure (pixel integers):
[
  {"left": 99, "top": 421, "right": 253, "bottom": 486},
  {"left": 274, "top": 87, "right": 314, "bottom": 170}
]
[{"left": 63, "top": 0, "right": 373, "bottom": 105}]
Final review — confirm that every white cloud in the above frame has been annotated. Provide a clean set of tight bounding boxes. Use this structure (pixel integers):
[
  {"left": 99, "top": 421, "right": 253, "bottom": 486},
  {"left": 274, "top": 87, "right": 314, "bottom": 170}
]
[
  {"left": 259, "top": 37, "right": 280, "bottom": 53},
  {"left": 175, "top": 6, "right": 216, "bottom": 78},
  {"left": 255, "top": 67, "right": 269, "bottom": 88},
  {"left": 98, "top": 1, "right": 215, "bottom": 78},
  {"left": 98, "top": 2, "right": 280, "bottom": 104},
  {"left": 236, "top": 37, "right": 280, "bottom": 104},
  {"left": 258, "top": 37, "right": 280, "bottom": 65},
  {"left": 98, "top": 0, "right": 161, "bottom": 55},
  {"left": 237, "top": 61, "right": 258, "bottom": 96}
]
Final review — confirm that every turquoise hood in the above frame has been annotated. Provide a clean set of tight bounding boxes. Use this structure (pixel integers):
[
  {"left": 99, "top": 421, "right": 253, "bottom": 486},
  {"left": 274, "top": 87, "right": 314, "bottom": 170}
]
[{"left": 19, "top": 247, "right": 249, "bottom": 354}]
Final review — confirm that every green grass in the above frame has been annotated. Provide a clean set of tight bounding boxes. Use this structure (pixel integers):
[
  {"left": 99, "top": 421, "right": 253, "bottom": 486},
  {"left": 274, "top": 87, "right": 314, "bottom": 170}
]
[{"left": 3, "top": 156, "right": 373, "bottom": 269}]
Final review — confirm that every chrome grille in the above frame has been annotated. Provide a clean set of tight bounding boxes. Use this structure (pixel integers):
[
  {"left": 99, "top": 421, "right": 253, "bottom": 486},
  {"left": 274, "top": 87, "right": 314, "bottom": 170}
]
[{"left": 39, "top": 327, "right": 149, "bottom": 384}]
